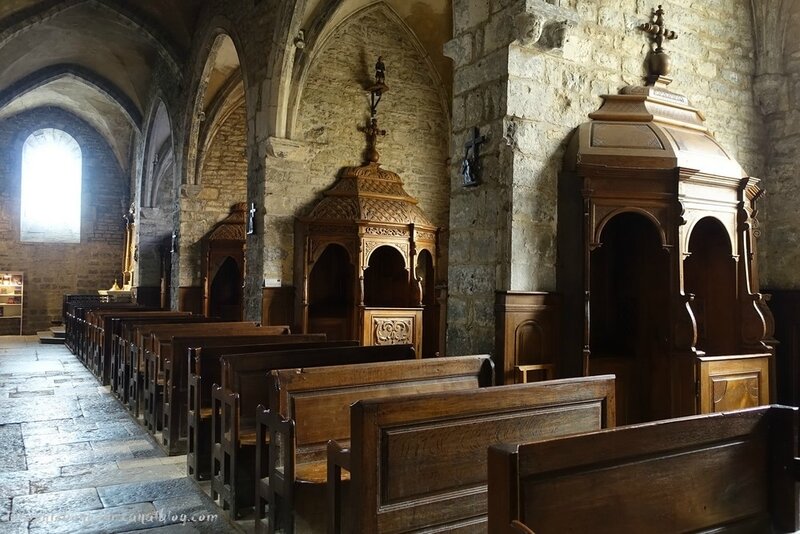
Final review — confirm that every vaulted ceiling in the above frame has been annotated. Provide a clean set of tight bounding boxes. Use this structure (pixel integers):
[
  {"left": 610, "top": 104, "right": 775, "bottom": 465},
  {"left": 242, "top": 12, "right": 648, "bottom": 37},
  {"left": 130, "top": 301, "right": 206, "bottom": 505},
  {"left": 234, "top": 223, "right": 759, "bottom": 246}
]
[{"left": 0, "top": 0, "right": 204, "bottom": 169}]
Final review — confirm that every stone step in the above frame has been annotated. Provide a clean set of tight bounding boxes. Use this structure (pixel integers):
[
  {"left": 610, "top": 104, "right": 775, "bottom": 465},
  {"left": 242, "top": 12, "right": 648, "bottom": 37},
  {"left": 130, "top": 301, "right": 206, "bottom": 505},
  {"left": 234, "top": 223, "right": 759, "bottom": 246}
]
[
  {"left": 49, "top": 326, "right": 66, "bottom": 338},
  {"left": 37, "top": 331, "right": 64, "bottom": 344}
]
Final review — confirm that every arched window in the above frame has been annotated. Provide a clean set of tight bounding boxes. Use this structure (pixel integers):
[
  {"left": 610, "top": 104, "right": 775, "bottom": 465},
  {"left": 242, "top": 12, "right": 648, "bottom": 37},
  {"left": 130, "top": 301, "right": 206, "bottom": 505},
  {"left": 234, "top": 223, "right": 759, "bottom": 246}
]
[{"left": 20, "top": 128, "right": 82, "bottom": 243}]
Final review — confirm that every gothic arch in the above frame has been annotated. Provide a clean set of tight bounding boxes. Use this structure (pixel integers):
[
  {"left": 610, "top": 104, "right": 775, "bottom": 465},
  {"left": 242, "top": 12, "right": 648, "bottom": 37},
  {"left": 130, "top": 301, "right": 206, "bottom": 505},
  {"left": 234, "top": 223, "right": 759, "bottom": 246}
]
[
  {"left": 183, "top": 20, "right": 249, "bottom": 186},
  {"left": 0, "top": 64, "right": 142, "bottom": 129},
  {"left": 140, "top": 99, "right": 175, "bottom": 209},
  {"left": 285, "top": 1, "right": 450, "bottom": 139}
]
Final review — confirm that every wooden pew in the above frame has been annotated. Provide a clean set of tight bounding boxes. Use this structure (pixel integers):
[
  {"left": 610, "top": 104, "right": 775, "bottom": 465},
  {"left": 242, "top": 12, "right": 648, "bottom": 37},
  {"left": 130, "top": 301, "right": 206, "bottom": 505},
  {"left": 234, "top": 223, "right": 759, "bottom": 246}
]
[
  {"left": 325, "top": 375, "right": 616, "bottom": 534},
  {"left": 487, "top": 405, "right": 800, "bottom": 534},
  {"left": 74, "top": 302, "right": 141, "bottom": 363},
  {"left": 125, "top": 317, "right": 219, "bottom": 415},
  {"left": 260, "top": 355, "right": 495, "bottom": 533},
  {"left": 92, "top": 310, "right": 184, "bottom": 386},
  {"left": 142, "top": 322, "right": 273, "bottom": 435},
  {"left": 109, "top": 312, "right": 192, "bottom": 399},
  {"left": 211, "top": 344, "right": 419, "bottom": 519},
  {"left": 161, "top": 332, "right": 325, "bottom": 455},
  {"left": 63, "top": 295, "right": 105, "bottom": 354},
  {"left": 187, "top": 337, "right": 351, "bottom": 481},
  {"left": 86, "top": 307, "right": 162, "bottom": 381}
]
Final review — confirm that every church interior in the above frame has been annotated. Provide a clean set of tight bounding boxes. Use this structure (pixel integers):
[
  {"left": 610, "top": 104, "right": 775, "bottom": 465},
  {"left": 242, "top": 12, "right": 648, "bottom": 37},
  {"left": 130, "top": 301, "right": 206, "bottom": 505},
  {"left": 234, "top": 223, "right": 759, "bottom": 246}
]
[{"left": 0, "top": 0, "right": 799, "bottom": 532}]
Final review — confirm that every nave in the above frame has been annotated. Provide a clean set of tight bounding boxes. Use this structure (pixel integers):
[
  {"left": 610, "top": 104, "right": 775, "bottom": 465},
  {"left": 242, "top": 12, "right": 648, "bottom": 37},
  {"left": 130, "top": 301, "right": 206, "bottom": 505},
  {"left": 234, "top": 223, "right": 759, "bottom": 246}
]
[{"left": 0, "top": 336, "right": 239, "bottom": 534}]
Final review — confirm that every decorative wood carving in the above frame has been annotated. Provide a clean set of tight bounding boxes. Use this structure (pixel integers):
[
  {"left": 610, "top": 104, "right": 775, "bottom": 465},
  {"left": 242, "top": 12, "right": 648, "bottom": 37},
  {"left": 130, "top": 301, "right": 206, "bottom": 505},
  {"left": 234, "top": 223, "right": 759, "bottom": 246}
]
[
  {"left": 296, "top": 156, "right": 438, "bottom": 355},
  {"left": 362, "top": 308, "right": 422, "bottom": 354}
]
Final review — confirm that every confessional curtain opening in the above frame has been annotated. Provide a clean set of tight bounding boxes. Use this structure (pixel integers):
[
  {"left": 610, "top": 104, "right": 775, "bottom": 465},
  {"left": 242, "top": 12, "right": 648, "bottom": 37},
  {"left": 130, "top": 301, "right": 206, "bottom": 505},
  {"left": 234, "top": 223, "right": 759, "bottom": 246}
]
[
  {"left": 209, "top": 256, "right": 243, "bottom": 320},
  {"left": 589, "top": 212, "right": 670, "bottom": 424},
  {"left": 364, "top": 245, "right": 408, "bottom": 308},
  {"left": 416, "top": 250, "right": 438, "bottom": 357},
  {"left": 308, "top": 243, "right": 353, "bottom": 339},
  {"left": 684, "top": 217, "right": 737, "bottom": 355}
]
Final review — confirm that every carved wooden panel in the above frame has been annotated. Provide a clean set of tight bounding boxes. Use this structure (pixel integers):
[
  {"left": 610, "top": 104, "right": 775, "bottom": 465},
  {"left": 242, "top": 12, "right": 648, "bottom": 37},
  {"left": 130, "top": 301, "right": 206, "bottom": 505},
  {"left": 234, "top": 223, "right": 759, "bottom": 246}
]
[
  {"left": 362, "top": 307, "right": 422, "bottom": 356},
  {"left": 494, "top": 292, "right": 560, "bottom": 385},
  {"left": 177, "top": 286, "right": 202, "bottom": 315},
  {"left": 696, "top": 354, "right": 771, "bottom": 414}
]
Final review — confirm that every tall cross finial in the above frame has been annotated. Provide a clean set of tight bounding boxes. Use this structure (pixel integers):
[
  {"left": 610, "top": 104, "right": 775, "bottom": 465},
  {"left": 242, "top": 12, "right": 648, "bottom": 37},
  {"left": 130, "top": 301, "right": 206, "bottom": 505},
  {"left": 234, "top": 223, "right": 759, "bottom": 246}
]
[
  {"left": 640, "top": 5, "right": 678, "bottom": 82},
  {"left": 359, "top": 117, "right": 387, "bottom": 163}
]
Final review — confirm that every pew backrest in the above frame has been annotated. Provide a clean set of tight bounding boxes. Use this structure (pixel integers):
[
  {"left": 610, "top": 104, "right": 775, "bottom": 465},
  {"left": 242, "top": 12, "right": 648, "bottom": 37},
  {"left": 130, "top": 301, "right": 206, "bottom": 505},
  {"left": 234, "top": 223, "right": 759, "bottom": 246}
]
[
  {"left": 342, "top": 374, "right": 616, "bottom": 533},
  {"left": 487, "top": 405, "right": 800, "bottom": 534},
  {"left": 270, "top": 354, "right": 494, "bottom": 452}
]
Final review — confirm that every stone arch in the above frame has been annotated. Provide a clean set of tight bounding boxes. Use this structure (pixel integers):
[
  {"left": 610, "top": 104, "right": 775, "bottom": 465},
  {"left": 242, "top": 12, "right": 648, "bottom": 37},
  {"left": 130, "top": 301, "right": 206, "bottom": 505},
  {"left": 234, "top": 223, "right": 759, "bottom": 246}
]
[
  {"left": 285, "top": 1, "right": 450, "bottom": 139},
  {"left": 183, "top": 19, "right": 250, "bottom": 187},
  {"left": 141, "top": 99, "right": 174, "bottom": 210},
  {"left": 0, "top": 64, "right": 142, "bottom": 129}
]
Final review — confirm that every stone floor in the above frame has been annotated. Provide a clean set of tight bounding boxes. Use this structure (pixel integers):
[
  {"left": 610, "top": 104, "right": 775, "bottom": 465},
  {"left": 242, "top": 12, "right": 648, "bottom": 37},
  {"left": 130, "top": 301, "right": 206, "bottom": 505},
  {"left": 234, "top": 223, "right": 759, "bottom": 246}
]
[{"left": 0, "top": 336, "right": 242, "bottom": 534}]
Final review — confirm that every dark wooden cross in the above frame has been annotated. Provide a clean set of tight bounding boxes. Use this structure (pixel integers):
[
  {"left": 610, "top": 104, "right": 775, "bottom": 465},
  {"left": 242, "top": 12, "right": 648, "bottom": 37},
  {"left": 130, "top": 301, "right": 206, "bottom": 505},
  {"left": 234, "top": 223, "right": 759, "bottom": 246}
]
[
  {"left": 640, "top": 5, "right": 678, "bottom": 54},
  {"left": 359, "top": 117, "right": 387, "bottom": 162},
  {"left": 461, "top": 126, "right": 486, "bottom": 187},
  {"left": 363, "top": 117, "right": 387, "bottom": 147}
]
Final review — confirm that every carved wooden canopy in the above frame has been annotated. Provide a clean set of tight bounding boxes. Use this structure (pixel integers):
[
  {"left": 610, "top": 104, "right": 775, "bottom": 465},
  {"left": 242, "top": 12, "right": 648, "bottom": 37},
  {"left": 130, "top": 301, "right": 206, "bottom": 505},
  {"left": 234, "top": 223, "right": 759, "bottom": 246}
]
[
  {"left": 304, "top": 162, "right": 434, "bottom": 227},
  {"left": 206, "top": 202, "right": 247, "bottom": 242},
  {"left": 565, "top": 81, "right": 747, "bottom": 181}
]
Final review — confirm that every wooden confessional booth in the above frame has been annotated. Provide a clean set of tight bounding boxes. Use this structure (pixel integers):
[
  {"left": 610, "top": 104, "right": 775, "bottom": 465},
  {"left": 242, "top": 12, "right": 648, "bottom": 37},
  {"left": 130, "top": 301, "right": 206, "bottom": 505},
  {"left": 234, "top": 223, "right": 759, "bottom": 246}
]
[
  {"left": 200, "top": 203, "right": 246, "bottom": 321},
  {"left": 295, "top": 161, "right": 439, "bottom": 357},
  {"left": 559, "top": 80, "right": 774, "bottom": 425}
]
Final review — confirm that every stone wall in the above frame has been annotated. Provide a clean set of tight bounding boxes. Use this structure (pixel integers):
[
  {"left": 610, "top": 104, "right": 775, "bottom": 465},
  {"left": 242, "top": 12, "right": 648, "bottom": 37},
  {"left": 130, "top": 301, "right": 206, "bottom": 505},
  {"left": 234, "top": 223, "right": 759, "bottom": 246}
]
[
  {"left": 260, "top": 5, "right": 451, "bottom": 289},
  {"left": 177, "top": 102, "right": 248, "bottom": 287},
  {"left": 445, "top": 0, "right": 765, "bottom": 355},
  {"left": 0, "top": 108, "right": 128, "bottom": 334}
]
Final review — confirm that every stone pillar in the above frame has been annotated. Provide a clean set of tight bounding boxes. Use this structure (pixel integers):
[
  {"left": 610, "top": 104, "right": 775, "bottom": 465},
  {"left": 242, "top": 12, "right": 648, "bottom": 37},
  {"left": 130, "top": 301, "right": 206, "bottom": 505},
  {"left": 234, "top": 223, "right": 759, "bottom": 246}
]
[
  {"left": 444, "top": 0, "right": 577, "bottom": 356},
  {"left": 751, "top": 0, "right": 796, "bottom": 288}
]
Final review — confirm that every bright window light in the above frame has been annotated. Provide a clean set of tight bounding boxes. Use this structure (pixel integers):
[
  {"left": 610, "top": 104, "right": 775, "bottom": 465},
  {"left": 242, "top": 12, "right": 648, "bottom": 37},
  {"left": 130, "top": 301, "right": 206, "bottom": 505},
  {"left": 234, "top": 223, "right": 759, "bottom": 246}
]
[{"left": 20, "top": 128, "right": 82, "bottom": 243}]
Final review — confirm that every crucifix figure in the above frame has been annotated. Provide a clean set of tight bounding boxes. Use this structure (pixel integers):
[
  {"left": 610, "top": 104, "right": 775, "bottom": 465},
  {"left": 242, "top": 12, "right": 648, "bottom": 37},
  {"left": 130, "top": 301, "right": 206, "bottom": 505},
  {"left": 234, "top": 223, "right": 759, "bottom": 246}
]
[
  {"left": 461, "top": 126, "right": 486, "bottom": 187},
  {"left": 640, "top": 5, "right": 678, "bottom": 80},
  {"left": 247, "top": 202, "right": 256, "bottom": 235}
]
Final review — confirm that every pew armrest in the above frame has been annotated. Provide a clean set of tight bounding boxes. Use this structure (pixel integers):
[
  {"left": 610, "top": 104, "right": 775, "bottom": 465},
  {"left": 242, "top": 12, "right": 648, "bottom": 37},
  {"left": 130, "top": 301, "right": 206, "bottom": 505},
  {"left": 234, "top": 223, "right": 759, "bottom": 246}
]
[
  {"left": 510, "top": 520, "right": 536, "bottom": 534},
  {"left": 266, "top": 409, "right": 296, "bottom": 533},
  {"left": 327, "top": 440, "right": 351, "bottom": 534}
]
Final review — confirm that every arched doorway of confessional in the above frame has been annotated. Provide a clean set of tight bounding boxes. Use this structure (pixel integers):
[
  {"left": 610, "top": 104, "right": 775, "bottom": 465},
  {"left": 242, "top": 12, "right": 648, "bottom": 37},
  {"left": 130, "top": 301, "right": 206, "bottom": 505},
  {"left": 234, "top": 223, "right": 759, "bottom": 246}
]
[
  {"left": 588, "top": 212, "right": 671, "bottom": 425},
  {"left": 364, "top": 246, "right": 408, "bottom": 308},
  {"left": 208, "top": 256, "right": 243, "bottom": 320},
  {"left": 684, "top": 217, "right": 737, "bottom": 356},
  {"left": 308, "top": 244, "right": 354, "bottom": 340},
  {"left": 416, "top": 250, "right": 439, "bottom": 357}
]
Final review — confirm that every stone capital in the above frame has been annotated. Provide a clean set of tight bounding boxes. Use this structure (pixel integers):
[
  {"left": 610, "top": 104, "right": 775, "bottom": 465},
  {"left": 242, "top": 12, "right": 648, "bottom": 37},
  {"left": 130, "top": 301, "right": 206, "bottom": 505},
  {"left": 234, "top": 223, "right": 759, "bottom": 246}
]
[
  {"left": 515, "top": 0, "right": 578, "bottom": 49},
  {"left": 753, "top": 73, "right": 789, "bottom": 116},
  {"left": 265, "top": 136, "right": 311, "bottom": 162}
]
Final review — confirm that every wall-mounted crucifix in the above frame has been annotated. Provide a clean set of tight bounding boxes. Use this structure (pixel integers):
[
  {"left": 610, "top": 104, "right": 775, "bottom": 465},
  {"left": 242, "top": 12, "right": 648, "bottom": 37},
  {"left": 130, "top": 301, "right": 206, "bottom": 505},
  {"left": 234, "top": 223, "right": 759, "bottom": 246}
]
[
  {"left": 247, "top": 202, "right": 256, "bottom": 235},
  {"left": 461, "top": 126, "right": 486, "bottom": 187}
]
